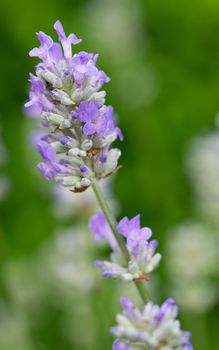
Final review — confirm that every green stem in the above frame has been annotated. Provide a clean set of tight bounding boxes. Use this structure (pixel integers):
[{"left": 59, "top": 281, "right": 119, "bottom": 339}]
[{"left": 92, "top": 181, "right": 150, "bottom": 304}]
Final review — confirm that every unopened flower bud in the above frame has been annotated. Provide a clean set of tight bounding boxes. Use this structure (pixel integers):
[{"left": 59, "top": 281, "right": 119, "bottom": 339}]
[
  {"left": 80, "top": 178, "right": 91, "bottom": 187},
  {"left": 59, "top": 175, "right": 80, "bottom": 187},
  {"left": 81, "top": 139, "right": 93, "bottom": 151},
  {"left": 68, "top": 148, "right": 87, "bottom": 157},
  {"left": 51, "top": 89, "right": 74, "bottom": 106},
  {"left": 60, "top": 119, "right": 72, "bottom": 129},
  {"left": 41, "top": 112, "right": 64, "bottom": 126},
  {"left": 37, "top": 67, "right": 62, "bottom": 88}
]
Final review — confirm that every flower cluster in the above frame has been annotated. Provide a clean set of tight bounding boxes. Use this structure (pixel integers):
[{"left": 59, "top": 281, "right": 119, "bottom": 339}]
[
  {"left": 89, "top": 212, "right": 161, "bottom": 281},
  {"left": 111, "top": 297, "right": 193, "bottom": 350},
  {"left": 25, "top": 20, "right": 122, "bottom": 192}
]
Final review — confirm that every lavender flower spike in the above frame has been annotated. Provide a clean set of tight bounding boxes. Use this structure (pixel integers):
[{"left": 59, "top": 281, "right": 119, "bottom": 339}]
[
  {"left": 88, "top": 212, "right": 161, "bottom": 281},
  {"left": 26, "top": 20, "right": 122, "bottom": 192},
  {"left": 111, "top": 297, "right": 193, "bottom": 350}
]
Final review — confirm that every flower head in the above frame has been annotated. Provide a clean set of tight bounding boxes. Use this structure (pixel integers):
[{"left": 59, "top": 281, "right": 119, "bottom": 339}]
[
  {"left": 78, "top": 98, "right": 106, "bottom": 136},
  {"left": 26, "top": 20, "right": 122, "bottom": 192},
  {"left": 111, "top": 297, "right": 193, "bottom": 350},
  {"left": 88, "top": 213, "right": 161, "bottom": 281},
  {"left": 117, "top": 214, "right": 152, "bottom": 253}
]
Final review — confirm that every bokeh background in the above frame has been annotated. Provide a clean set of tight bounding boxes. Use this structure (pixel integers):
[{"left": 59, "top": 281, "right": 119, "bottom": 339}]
[{"left": 0, "top": 0, "right": 219, "bottom": 349}]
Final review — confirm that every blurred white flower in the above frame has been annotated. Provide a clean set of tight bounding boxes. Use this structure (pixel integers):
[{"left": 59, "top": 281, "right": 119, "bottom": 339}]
[
  {"left": 85, "top": 0, "right": 146, "bottom": 63},
  {"left": 37, "top": 227, "right": 97, "bottom": 295},
  {"left": 170, "top": 280, "right": 218, "bottom": 313},
  {"left": 0, "top": 304, "right": 33, "bottom": 350},
  {"left": 52, "top": 179, "right": 118, "bottom": 220},
  {"left": 83, "top": 0, "right": 158, "bottom": 109},
  {"left": 186, "top": 131, "right": 219, "bottom": 224},
  {"left": 2, "top": 226, "right": 98, "bottom": 349},
  {"left": 166, "top": 221, "right": 219, "bottom": 312}
]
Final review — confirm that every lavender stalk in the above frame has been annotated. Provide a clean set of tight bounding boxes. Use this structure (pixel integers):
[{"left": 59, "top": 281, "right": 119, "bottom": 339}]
[
  {"left": 25, "top": 20, "right": 193, "bottom": 350},
  {"left": 92, "top": 181, "right": 150, "bottom": 303}
]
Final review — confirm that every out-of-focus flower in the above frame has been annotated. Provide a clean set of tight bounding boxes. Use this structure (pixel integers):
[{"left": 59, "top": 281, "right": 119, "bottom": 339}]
[
  {"left": 52, "top": 178, "right": 118, "bottom": 219},
  {"left": 2, "top": 226, "right": 98, "bottom": 349},
  {"left": 0, "top": 305, "right": 33, "bottom": 350},
  {"left": 111, "top": 297, "right": 193, "bottom": 350},
  {"left": 25, "top": 21, "right": 122, "bottom": 192},
  {"left": 37, "top": 227, "right": 97, "bottom": 294},
  {"left": 89, "top": 212, "right": 161, "bottom": 281},
  {"left": 117, "top": 215, "right": 152, "bottom": 252},
  {"left": 84, "top": 0, "right": 158, "bottom": 109},
  {"left": 166, "top": 221, "right": 219, "bottom": 312},
  {"left": 37, "top": 143, "right": 61, "bottom": 180},
  {"left": 89, "top": 211, "right": 118, "bottom": 250},
  {"left": 186, "top": 131, "right": 219, "bottom": 224}
]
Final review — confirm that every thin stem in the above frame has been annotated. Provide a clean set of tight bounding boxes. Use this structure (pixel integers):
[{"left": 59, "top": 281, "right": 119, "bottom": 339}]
[
  {"left": 92, "top": 181, "right": 129, "bottom": 261},
  {"left": 92, "top": 181, "right": 150, "bottom": 304}
]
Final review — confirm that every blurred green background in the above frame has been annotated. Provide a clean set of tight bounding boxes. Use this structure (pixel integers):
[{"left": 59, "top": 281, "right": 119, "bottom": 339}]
[{"left": 0, "top": 0, "right": 219, "bottom": 349}]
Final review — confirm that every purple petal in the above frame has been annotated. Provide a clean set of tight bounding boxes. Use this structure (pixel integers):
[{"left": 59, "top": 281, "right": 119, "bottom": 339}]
[
  {"left": 49, "top": 43, "right": 63, "bottom": 63},
  {"left": 68, "top": 33, "right": 81, "bottom": 45},
  {"left": 113, "top": 340, "right": 130, "bottom": 350},
  {"left": 37, "top": 31, "right": 53, "bottom": 48},
  {"left": 120, "top": 297, "right": 134, "bottom": 312},
  {"left": 54, "top": 20, "right": 66, "bottom": 40},
  {"left": 117, "top": 217, "right": 129, "bottom": 238},
  {"left": 83, "top": 123, "right": 97, "bottom": 136},
  {"left": 37, "top": 143, "right": 56, "bottom": 163}
]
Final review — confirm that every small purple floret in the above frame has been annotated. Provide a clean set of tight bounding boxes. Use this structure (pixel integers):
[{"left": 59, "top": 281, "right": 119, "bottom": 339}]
[
  {"left": 79, "top": 164, "right": 87, "bottom": 173},
  {"left": 60, "top": 136, "right": 68, "bottom": 145},
  {"left": 54, "top": 20, "right": 81, "bottom": 59},
  {"left": 117, "top": 214, "right": 152, "bottom": 251},
  {"left": 37, "top": 143, "right": 61, "bottom": 180},
  {"left": 120, "top": 297, "right": 134, "bottom": 312},
  {"left": 112, "top": 340, "right": 130, "bottom": 350},
  {"left": 100, "top": 154, "right": 107, "bottom": 163},
  {"left": 103, "top": 271, "right": 113, "bottom": 277},
  {"left": 88, "top": 211, "right": 118, "bottom": 250}
]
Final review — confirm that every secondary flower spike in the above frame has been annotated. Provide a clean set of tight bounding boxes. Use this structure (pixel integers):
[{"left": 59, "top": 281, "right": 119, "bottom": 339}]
[
  {"left": 88, "top": 212, "right": 161, "bottom": 281},
  {"left": 111, "top": 297, "right": 193, "bottom": 350},
  {"left": 25, "top": 20, "right": 122, "bottom": 192}
]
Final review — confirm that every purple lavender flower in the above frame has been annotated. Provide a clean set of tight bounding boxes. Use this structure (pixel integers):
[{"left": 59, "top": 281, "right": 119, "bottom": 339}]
[
  {"left": 26, "top": 20, "right": 123, "bottom": 191},
  {"left": 54, "top": 20, "right": 81, "bottom": 59},
  {"left": 113, "top": 340, "right": 131, "bottom": 350},
  {"left": 71, "top": 52, "right": 99, "bottom": 82},
  {"left": 88, "top": 212, "right": 161, "bottom": 281},
  {"left": 117, "top": 214, "right": 152, "bottom": 251},
  {"left": 78, "top": 99, "right": 105, "bottom": 136},
  {"left": 25, "top": 74, "right": 54, "bottom": 114},
  {"left": 111, "top": 297, "right": 193, "bottom": 350},
  {"left": 89, "top": 211, "right": 118, "bottom": 250},
  {"left": 37, "top": 143, "right": 61, "bottom": 180},
  {"left": 29, "top": 31, "right": 53, "bottom": 60}
]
